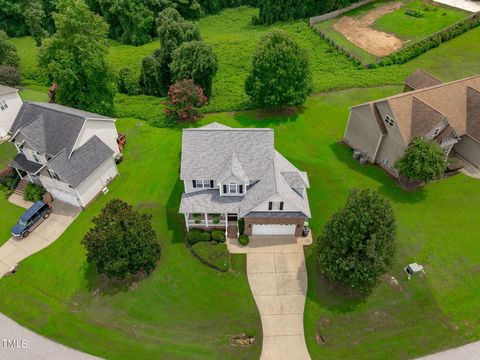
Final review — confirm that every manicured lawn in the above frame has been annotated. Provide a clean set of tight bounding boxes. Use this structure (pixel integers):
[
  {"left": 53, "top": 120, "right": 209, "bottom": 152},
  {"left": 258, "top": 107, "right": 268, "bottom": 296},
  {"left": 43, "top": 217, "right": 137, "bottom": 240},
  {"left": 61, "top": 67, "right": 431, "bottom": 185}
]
[
  {"left": 10, "top": 6, "right": 480, "bottom": 114},
  {"left": 1, "top": 83, "right": 480, "bottom": 358},
  {"left": 0, "top": 118, "right": 262, "bottom": 359},
  {"left": 374, "top": 0, "right": 469, "bottom": 42},
  {"left": 0, "top": 142, "right": 24, "bottom": 246}
]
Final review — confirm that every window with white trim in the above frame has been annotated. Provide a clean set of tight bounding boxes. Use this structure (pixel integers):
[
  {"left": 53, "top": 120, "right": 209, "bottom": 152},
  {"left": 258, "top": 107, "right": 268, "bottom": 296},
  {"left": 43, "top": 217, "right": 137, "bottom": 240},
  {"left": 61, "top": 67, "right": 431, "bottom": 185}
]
[
  {"left": 32, "top": 152, "right": 40, "bottom": 163},
  {"left": 384, "top": 115, "right": 394, "bottom": 127},
  {"left": 229, "top": 183, "right": 237, "bottom": 194},
  {"left": 268, "top": 201, "right": 284, "bottom": 211},
  {"left": 222, "top": 183, "right": 244, "bottom": 195},
  {"left": 433, "top": 128, "right": 441, "bottom": 137},
  {"left": 0, "top": 100, "right": 8, "bottom": 111},
  {"left": 193, "top": 180, "right": 212, "bottom": 189},
  {"left": 48, "top": 169, "right": 60, "bottom": 181}
]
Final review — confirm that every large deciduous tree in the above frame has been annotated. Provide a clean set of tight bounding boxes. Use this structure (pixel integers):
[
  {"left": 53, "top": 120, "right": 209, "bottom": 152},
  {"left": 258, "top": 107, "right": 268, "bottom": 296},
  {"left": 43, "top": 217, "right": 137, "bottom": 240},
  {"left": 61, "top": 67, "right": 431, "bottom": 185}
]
[
  {"left": 316, "top": 189, "right": 396, "bottom": 291},
  {"left": 0, "top": 30, "right": 19, "bottom": 68},
  {"left": 395, "top": 137, "right": 447, "bottom": 183},
  {"left": 170, "top": 41, "right": 218, "bottom": 97},
  {"left": 21, "top": 0, "right": 48, "bottom": 46},
  {"left": 39, "top": 0, "right": 116, "bottom": 115},
  {"left": 245, "top": 29, "right": 312, "bottom": 109},
  {"left": 82, "top": 199, "right": 161, "bottom": 280}
]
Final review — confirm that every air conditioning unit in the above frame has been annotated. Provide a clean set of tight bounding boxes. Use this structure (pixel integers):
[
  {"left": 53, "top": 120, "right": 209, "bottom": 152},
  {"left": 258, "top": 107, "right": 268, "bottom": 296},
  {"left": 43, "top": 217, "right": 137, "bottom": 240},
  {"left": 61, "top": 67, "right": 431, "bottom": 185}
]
[{"left": 102, "top": 187, "right": 109, "bottom": 195}]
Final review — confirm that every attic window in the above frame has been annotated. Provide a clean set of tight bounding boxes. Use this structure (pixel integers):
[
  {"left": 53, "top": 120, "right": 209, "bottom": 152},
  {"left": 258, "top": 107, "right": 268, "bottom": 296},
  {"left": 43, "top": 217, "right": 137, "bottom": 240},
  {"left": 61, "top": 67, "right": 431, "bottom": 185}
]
[
  {"left": 0, "top": 100, "right": 7, "bottom": 111},
  {"left": 433, "top": 128, "right": 441, "bottom": 137},
  {"left": 268, "top": 202, "right": 284, "bottom": 211},
  {"left": 384, "top": 115, "right": 394, "bottom": 127}
]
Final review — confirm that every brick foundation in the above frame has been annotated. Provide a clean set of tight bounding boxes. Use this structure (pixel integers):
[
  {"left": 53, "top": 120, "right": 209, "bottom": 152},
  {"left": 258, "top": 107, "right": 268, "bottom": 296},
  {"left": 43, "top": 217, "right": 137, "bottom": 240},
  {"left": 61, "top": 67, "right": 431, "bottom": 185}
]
[{"left": 244, "top": 216, "right": 305, "bottom": 237}]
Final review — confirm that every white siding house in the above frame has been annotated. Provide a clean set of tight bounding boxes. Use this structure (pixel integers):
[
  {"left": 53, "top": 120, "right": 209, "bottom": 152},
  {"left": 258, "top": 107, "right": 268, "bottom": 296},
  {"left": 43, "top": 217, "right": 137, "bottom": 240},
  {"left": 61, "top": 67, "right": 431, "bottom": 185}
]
[{"left": 0, "top": 85, "right": 22, "bottom": 138}]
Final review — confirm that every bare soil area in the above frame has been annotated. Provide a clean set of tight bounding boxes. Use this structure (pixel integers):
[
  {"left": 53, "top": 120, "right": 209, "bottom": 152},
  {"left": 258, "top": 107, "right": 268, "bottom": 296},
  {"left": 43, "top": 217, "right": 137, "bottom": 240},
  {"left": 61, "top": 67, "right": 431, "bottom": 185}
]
[{"left": 333, "top": 2, "right": 404, "bottom": 57}]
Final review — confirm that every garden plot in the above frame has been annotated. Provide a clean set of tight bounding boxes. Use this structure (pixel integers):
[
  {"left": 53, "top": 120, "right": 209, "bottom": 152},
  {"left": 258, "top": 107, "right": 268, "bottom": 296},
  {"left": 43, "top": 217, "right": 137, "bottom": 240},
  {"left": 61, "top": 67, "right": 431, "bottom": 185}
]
[
  {"left": 315, "top": 0, "right": 470, "bottom": 63},
  {"left": 333, "top": 1, "right": 404, "bottom": 57}
]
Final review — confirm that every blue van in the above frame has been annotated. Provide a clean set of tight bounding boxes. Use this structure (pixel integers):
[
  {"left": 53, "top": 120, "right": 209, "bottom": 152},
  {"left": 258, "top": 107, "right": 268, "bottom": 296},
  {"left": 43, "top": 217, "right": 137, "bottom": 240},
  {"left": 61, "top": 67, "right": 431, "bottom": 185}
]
[{"left": 11, "top": 201, "right": 52, "bottom": 238}]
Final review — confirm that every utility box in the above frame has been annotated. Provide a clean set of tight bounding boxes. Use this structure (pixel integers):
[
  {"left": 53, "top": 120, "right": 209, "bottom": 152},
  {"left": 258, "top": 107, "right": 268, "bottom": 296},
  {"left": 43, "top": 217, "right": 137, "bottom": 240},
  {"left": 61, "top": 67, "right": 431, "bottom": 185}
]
[{"left": 404, "top": 263, "right": 424, "bottom": 278}]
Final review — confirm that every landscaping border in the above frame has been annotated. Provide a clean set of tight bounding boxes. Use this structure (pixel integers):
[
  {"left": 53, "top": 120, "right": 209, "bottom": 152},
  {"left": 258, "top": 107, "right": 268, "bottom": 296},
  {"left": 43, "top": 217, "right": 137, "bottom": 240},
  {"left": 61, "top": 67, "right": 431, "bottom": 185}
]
[{"left": 310, "top": 5, "right": 480, "bottom": 68}]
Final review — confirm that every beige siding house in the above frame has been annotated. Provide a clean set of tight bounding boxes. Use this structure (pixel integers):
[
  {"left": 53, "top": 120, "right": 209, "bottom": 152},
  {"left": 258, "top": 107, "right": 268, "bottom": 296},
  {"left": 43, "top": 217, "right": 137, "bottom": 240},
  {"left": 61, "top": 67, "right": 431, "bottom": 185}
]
[{"left": 344, "top": 71, "right": 480, "bottom": 176}]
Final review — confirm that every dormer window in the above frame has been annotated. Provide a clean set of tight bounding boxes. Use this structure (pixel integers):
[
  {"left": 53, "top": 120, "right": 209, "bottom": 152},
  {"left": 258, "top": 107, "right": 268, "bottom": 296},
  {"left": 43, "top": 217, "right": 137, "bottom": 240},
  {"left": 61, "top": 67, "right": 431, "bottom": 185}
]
[
  {"left": 32, "top": 152, "right": 40, "bottom": 163},
  {"left": 268, "top": 202, "right": 284, "bottom": 211},
  {"left": 48, "top": 169, "right": 60, "bottom": 181},
  {"left": 222, "top": 183, "right": 244, "bottom": 195},
  {"left": 0, "top": 100, "right": 8, "bottom": 111},
  {"left": 384, "top": 115, "right": 394, "bottom": 127},
  {"left": 193, "top": 180, "right": 213, "bottom": 189},
  {"left": 433, "top": 128, "right": 441, "bottom": 137}
]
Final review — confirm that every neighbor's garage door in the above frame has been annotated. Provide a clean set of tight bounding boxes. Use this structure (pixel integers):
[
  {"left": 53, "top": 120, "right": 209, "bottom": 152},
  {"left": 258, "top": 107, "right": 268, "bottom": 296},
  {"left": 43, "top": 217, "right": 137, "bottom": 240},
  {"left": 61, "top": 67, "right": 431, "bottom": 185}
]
[
  {"left": 252, "top": 224, "right": 296, "bottom": 236},
  {"left": 48, "top": 188, "right": 81, "bottom": 207}
]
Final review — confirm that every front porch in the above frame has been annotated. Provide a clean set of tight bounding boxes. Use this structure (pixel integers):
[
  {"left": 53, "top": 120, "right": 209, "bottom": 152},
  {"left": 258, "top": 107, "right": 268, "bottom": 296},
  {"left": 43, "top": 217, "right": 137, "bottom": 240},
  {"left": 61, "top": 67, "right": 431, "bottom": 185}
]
[{"left": 184, "top": 213, "right": 239, "bottom": 237}]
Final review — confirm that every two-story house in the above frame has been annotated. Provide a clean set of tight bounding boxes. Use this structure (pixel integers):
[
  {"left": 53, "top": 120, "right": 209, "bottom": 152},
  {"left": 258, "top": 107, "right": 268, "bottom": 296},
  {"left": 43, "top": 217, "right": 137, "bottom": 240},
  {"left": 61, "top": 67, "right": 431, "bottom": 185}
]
[
  {"left": 8, "top": 102, "right": 120, "bottom": 208},
  {"left": 179, "top": 123, "right": 311, "bottom": 237},
  {"left": 0, "top": 85, "right": 22, "bottom": 139},
  {"left": 344, "top": 71, "right": 480, "bottom": 176}
]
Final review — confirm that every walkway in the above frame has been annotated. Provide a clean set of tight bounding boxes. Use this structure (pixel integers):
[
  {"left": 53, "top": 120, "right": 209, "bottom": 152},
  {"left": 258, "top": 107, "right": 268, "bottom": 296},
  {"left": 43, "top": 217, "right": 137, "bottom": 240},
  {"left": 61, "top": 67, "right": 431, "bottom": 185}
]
[
  {"left": 0, "top": 195, "right": 81, "bottom": 278},
  {"left": 0, "top": 312, "right": 100, "bottom": 359},
  {"left": 417, "top": 341, "right": 480, "bottom": 360},
  {"left": 434, "top": 0, "right": 480, "bottom": 12},
  {"left": 228, "top": 235, "right": 312, "bottom": 360}
]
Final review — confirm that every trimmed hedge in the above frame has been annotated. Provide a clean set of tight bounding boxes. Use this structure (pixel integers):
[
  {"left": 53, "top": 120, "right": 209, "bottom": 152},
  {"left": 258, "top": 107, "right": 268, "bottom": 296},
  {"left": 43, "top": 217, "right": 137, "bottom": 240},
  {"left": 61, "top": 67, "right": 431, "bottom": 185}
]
[
  {"left": 191, "top": 242, "right": 230, "bottom": 272},
  {"left": 186, "top": 229, "right": 211, "bottom": 245},
  {"left": 24, "top": 183, "right": 46, "bottom": 202},
  {"left": 211, "top": 230, "right": 226, "bottom": 243},
  {"left": 378, "top": 12, "right": 480, "bottom": 66},
  {"left": 238, "top": 234, "right": 250, "bottom": 246}
]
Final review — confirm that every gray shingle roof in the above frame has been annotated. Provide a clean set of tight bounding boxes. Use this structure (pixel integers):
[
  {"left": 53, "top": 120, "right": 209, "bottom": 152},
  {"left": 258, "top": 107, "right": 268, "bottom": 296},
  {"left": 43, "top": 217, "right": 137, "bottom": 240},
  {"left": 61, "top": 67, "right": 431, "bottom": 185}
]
[
  {"left": 47, "top": 135, "right": 114, "bottom": 187},
  {"left": 181, "top": 125, "right": 274, "bottom": 180},
  {"left": 10, "top": 153, "right": 42, "bottom": 173},
  {"left": 0, "top": 85, "right": 18, "bottom": 96},
  {"left": 217, "top": 152, "right": 249, "bottom": 183},
  {"left": 10, "top": 102, "right": 114, "bottom": 155}
]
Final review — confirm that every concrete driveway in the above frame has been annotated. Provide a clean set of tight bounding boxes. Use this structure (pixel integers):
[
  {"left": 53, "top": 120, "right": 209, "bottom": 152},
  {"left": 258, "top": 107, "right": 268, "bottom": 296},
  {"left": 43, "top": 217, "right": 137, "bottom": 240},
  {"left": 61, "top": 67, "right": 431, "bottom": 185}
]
[
  {"left": 0, "top": 197, "right": 80, "bottom": 278},
  {"left": 228, "top": 235, "right": 312, "bottom": 360}
]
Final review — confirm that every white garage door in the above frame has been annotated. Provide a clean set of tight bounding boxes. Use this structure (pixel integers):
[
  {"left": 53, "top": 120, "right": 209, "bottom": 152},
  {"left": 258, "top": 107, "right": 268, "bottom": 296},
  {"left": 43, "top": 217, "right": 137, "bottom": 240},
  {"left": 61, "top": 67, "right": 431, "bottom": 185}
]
[
  {"left": 252, "top": 224, "right": 296, "bottom": 236},
  {"left": 48, "top": 188, "right": 81, "bottom": 207}
]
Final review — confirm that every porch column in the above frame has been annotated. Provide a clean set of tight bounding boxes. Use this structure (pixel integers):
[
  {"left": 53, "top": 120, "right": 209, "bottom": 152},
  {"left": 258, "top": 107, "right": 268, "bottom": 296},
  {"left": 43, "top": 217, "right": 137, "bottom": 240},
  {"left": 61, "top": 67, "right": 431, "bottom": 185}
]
[
  {"left": 184, "top": 213, "right": 189, "bottom": 231},
  {"left": 225, "top": 213, "right": 228, "bottom": 236},
  {"left": 205, "top": 213, "right": 209, "bottom": 227},
  {"left": 15, "top": 168, "right": 23, "bottom": 179}
]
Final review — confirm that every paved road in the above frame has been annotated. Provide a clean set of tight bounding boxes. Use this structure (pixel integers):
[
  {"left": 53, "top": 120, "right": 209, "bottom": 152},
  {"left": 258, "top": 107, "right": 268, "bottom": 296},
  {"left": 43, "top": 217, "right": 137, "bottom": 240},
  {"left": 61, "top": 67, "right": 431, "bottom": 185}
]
[
  {"left": 229, "top": 235, "right": 312, "bottom": 360},
  {"left": 0, "top": 196, "right": 80, "bottom": 278},
  {"left": 0, "top": 313, "right": 100, "bottom": 360},
  {"left": 417, "top": 341, "right": 480, "bottom": 360}
]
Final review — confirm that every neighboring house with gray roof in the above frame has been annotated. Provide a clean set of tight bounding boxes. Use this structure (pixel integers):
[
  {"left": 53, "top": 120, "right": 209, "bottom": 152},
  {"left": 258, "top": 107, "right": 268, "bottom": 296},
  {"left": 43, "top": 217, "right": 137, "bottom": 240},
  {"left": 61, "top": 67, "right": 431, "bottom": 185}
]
[
  {"left": 0, "top": 85, "right": 22, "bottom": 138},
  {"left": 179, "top": 123, "right": 311, "bottom": 237},
  {"left": 8, "top": 102, "right": 120, "bottom": 207},
  {"left": 344, "top": 71, "right": 480, "bottom": 177}
]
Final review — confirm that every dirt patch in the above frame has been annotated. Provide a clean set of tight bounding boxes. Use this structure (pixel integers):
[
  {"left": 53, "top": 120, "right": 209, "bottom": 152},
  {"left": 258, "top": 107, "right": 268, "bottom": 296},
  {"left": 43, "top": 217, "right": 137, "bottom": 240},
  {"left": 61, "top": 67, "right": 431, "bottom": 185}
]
[{"left": 333, "top": 2, "right": 404, "bottom": 57}]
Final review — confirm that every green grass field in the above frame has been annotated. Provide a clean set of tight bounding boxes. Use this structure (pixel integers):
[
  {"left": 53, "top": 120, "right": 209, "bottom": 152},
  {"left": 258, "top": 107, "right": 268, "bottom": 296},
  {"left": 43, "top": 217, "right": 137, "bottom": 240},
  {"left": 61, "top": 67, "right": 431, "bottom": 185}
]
[
  {"left": 314, "top": 0, "right": 469, "bottom": 64},
  {"left": 2, "top": 83, "right": 480, "bottom": 359},
  {"left": 375, "top": 0, "right": 469, "bottom": 42},
  {"left": 10, "top": 6, "right": 480, "bottom": 114}
]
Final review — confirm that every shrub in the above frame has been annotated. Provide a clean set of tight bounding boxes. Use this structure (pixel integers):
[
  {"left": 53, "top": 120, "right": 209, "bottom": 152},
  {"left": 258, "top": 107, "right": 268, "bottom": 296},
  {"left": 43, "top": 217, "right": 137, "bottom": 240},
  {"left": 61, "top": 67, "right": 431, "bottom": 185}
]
[
  {"left": 238, "top": 234, "right": 250, "bottom": 246},
  {"left": 0, "top": 167, "right": 18, "bottom": 197},
  {"left": 139, "top": 55, "right": 162, "bottom": 96},
  {"left": 0, "top": 66, "right": 20, "bottom": 86},
  {"left": 48, "top": 83, "right": 58, "bottom": 103},
  {"left": 0, "top": 30, "right": 19, "bottom": 67},
  {"left": 316, "top": 189, "right": 396, "bottom": 291},
  {"left": 186, "top": 229, "right": 211, "bottom": 245},
  {"left": 0, "top": 167, "right": 15, "bottom": 186},
  {"left": 82, "top": 199, "right": 161, "bottom": 280},
  {"left": 245, "top": 29, "right": 312, "bottom": 109},
  {"left": 211, "top": 230, "right": 226, "bottom": 243},
  {"left": 164, "top": 79, "right": 208, "bottom": 124},
  {"left": 191, "top": 242, "right": 230, "bottom": 272},
  {"left": 118, "top": 67, "right": 140, "bottom": 95},
  {"left": 211, "top": 213, "right": 221, "bottom": 224},
  {"left": 238, "top": 218, "right": 245, "bottom": 235},
  {"left": 24, "top": 183, "right": 46, "bottom": 202},
  {"left": 170, "top": 41, "right": 218, "bottom": 97},
  {"left": 395, "top": 137, "right": 447, "bottom": 183}
]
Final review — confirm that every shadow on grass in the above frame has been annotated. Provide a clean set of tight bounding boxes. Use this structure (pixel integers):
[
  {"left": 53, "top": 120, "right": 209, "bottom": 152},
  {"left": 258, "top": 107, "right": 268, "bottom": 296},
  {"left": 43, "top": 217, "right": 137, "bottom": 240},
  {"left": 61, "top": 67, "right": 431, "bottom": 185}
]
[
  {"left": 83, "top": 262, "right": 141, "bottom": 295},
  {"left": 166, "top": 179, "right": 187, "bottom": 244},
  {"left": 233, "top": 105, "right": 304, "bottom": 127},
  {"left": 305, "top": 250, "right": 371, "bottom": 313},
  {"left": 330, "top": 141, "right": 427, "bottom": 204}
]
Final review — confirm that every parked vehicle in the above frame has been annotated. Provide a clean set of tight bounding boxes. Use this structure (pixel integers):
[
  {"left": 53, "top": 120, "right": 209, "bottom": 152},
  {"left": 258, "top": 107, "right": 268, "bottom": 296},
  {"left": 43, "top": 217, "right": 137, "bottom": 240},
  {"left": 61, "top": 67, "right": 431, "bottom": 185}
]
[{"left": 11, "top": 201, "right": 52, "bottom": 238}]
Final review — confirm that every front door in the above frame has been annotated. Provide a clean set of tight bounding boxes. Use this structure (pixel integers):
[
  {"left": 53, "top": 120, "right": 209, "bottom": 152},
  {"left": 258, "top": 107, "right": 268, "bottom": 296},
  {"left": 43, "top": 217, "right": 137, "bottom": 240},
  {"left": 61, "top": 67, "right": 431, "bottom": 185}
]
[{"left": 227, "top": 214, "right": 238, "bottom": 222}]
